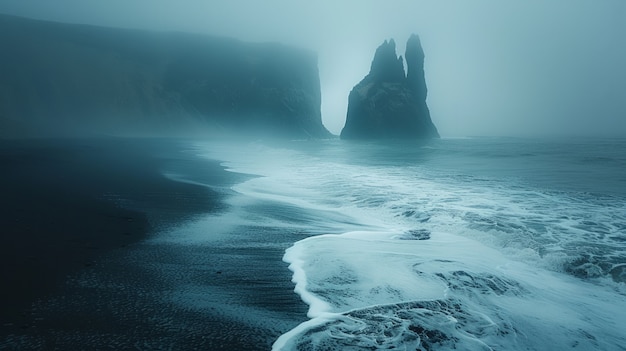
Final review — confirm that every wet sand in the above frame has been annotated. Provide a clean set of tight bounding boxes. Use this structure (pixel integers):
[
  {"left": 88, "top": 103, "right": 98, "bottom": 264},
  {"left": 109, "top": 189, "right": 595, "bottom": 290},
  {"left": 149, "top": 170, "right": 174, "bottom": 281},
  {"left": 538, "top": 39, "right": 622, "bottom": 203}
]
[{"left": 0, "top": 138, "right": 306, "bottom": 349}]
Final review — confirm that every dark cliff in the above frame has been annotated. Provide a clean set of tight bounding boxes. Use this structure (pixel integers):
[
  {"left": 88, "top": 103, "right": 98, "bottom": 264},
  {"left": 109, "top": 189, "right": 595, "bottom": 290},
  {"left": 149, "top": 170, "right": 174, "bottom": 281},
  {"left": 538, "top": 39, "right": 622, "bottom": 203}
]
[
  {"left": 0, "top": 14, "right": 330, "bottom": 138},
  {"left": 340, "top": 35, "right": 439, "bottom": 139}
]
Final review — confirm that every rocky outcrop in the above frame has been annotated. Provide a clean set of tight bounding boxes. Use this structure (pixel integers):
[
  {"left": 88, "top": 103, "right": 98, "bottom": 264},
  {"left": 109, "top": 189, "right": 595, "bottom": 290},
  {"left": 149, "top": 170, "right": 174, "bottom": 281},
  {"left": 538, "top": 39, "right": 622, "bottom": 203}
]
[
  {"left": 340, "top": 35, "right": 439, "bottom": 139},
  {"left": 0, "top": 14, "right": 330, "bottom": 138}
]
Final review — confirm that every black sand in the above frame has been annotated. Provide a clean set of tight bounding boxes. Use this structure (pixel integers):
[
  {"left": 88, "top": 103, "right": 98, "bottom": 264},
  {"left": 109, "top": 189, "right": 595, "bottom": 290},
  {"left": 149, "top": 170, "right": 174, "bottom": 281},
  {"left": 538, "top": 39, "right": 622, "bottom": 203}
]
[
  {"left": 0, "top": 138, "right": 218, "bottom": 323},
  {"left": 0, "top": 138, "right": 306, "bottom": 349}
]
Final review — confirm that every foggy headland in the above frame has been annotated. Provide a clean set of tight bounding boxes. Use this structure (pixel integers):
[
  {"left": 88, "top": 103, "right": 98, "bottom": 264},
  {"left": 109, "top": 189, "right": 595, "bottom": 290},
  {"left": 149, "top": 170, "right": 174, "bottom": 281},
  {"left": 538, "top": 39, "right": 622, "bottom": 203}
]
[{"left": 0, "top": 14, "right": 329, "bottom": 139}]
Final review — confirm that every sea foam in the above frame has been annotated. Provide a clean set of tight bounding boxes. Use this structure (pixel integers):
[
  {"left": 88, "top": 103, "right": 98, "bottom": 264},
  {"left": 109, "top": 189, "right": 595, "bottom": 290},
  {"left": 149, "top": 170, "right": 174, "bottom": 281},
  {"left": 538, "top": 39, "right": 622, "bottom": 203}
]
[
  {"left": 275, "top": 230, "right": 626, "bottom": 350},
  {"left": 193, "top": 139, "right": 626, "bottom": 350}
]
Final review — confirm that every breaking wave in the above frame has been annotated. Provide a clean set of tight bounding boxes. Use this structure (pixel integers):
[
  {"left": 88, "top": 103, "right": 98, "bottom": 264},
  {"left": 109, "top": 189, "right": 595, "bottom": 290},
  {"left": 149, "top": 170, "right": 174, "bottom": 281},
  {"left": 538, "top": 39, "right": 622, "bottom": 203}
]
[{"left": 196, "top": 138, "right": 626, "bottom": 350}]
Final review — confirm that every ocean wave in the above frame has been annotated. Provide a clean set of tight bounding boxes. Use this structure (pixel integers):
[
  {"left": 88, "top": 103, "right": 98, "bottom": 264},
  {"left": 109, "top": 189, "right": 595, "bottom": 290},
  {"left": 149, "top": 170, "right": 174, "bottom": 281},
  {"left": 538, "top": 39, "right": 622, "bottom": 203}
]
[
  {"left": 193, "top": 139, "right": 626, "bottom": 350},
  {"left": 275, "top": 230, "right": 626, "bottom": 350}
]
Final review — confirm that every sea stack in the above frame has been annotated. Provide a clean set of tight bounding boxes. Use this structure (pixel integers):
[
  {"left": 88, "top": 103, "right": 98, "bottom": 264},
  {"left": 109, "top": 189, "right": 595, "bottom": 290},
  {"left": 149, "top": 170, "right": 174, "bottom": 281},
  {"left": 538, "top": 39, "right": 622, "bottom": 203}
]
[{"left": 340, "top": 34, "right": 439, "bottom": 139}]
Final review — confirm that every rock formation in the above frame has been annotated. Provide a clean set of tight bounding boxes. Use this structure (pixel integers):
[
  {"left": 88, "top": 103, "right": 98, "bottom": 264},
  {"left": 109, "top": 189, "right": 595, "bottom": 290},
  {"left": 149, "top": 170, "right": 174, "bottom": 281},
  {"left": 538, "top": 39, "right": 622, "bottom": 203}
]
[
  {"left": 340, "top": 35, "right": 439, "bottom": 139},
  {"left": 0, "top": 14, "right": 330, "bottom": 138}
]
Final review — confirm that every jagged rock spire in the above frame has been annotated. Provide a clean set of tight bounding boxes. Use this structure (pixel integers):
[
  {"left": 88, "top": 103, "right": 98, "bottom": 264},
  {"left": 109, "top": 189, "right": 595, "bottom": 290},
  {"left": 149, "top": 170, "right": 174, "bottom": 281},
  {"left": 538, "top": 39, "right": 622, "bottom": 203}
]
[
  {"left": 369, "top": 39, "right": 405, "bottom": 83},
  {"left": 405, "top": 34, "right": 427, "bottom": 100},
  {"left": 340, "top": 34, "right": 439, "bottom": 140}
]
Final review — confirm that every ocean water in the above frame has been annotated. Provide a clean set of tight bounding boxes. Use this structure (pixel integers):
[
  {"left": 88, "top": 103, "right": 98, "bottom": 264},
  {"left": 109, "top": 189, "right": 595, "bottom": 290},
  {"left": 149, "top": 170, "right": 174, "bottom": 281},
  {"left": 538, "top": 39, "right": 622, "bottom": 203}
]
[{"left": 195, "top": 137, "right": 626, "bottom": 350}]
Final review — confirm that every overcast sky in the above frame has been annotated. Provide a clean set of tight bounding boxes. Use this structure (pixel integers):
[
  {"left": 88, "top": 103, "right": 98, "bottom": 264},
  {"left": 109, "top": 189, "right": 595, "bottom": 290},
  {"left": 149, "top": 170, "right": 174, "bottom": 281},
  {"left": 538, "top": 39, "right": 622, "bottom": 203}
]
[{"left": 1, "top": 0, "right": 625, "bottom": 136}]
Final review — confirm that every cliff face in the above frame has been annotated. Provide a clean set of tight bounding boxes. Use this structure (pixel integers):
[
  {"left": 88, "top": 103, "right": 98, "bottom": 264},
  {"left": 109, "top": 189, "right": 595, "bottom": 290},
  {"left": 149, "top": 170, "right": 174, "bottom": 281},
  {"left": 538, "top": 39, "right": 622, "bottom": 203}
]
[
  {"left": 340, "top": 35, "right": 439, "bottom": 139},
  {"left": 0, "top": 14, "right": 330, "bottom": 138}
]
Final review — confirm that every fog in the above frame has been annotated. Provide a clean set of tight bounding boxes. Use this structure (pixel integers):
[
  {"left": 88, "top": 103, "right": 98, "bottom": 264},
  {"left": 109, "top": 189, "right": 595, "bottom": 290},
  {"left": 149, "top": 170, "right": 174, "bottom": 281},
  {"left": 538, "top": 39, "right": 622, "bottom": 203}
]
[{"left": 1, "top": 0, "right": 625, "bottom": 137}]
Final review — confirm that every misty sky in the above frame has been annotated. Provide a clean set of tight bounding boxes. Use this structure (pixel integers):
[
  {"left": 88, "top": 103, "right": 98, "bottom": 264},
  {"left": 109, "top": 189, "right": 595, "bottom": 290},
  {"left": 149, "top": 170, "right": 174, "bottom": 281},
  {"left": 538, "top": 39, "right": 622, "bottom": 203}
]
[{"left": 1, "top": 0, "right": 625, "bottom": 137}]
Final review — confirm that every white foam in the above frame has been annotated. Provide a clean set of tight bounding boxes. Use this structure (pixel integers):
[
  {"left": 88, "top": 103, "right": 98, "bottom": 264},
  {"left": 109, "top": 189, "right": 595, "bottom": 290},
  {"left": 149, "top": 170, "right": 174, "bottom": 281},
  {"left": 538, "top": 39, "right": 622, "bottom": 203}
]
[
  {"left": 286, "top": 231, "right": 478, "bottom": 316},
  {"left": 275, "top": 229, "right": 626, "bottom": 350},
  {"left": 188, "top": 140, "right": 626, "bottom": 350}
]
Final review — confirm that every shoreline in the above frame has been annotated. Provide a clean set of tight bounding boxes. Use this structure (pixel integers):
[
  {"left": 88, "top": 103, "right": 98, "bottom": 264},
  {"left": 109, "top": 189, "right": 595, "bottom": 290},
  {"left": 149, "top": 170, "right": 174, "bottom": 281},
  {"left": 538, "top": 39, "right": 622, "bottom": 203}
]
[{"left": 0, "top": 137, "right": 307, "bottom": 350}]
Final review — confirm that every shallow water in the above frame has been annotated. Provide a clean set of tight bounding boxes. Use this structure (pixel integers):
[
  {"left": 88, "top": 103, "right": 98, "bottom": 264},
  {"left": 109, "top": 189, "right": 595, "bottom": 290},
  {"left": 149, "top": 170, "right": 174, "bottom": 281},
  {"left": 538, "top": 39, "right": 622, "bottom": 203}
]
[{"left": 192, "top": 137, "right": 626, "bottom": 350}]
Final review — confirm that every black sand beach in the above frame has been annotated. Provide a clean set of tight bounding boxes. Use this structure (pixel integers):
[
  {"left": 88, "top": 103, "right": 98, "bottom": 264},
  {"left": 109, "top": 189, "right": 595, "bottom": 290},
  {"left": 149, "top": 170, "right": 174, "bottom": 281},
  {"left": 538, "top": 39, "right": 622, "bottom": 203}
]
[
  {"left": 0, "top": 138, "right": 219, "bottom": 333},
  {"left": 0, "top": 138, "right": 307, "bottom": 349}
]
